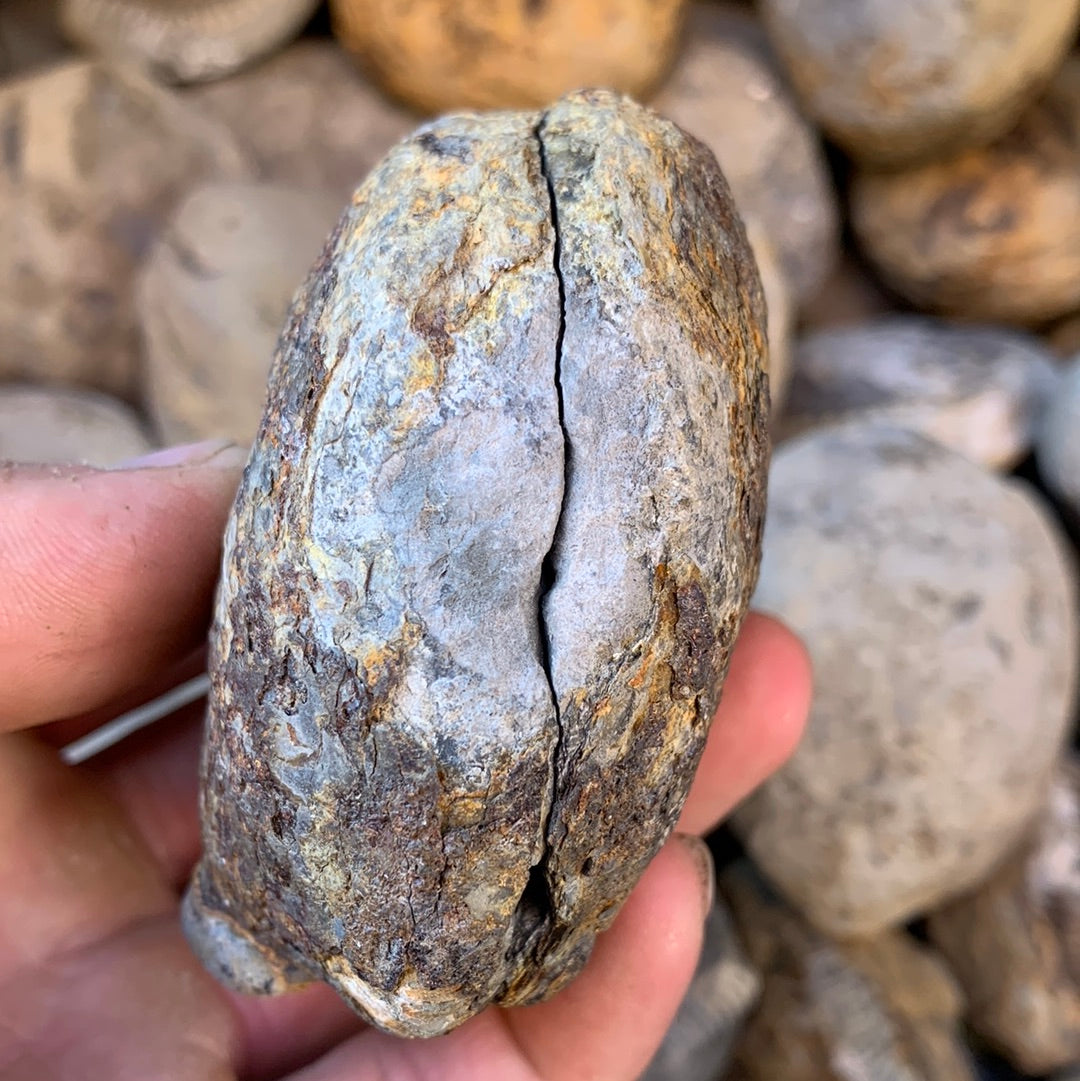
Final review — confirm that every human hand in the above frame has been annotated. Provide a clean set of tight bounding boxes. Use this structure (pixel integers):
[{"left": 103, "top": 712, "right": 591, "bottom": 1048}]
[{"left": 0, "top": 442, "right": 810, "bottom": 1081}]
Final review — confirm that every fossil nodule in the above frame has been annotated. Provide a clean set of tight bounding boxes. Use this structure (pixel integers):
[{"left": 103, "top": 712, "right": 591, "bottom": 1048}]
[{"left": 182, "top": 89, "right": 769, "bottom": 1038}]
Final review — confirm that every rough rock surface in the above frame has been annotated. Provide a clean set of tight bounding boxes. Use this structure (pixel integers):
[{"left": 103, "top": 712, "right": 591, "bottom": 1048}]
[
  {"left": 761, "top": 0, "right": 1080, "bottom": 166},
  {"left": 929, "top": 761, "right": 1080, "bottom": 1075},
  {"left": 1037, "top": 355, "right": 1080, "bottom": 521},
  {"left": 643, "top": 900, "right": 761, "bottom": 1081},
  {"left": 734, "top": 422, "right": 1079, "bottom": 937},
  {"left": 0, "top": 383, "right": 153, "bottom": 465},
  {"left": 722, "top": 862, "right": 978, "bottom": 1081},
  {"left": 60, "top": 0, "right": 320, "bottom": 83},
  {"left": 780, "top": 318, "right": 1060, "bottom": 469},
  {"left": 0, "top": 60, "right": 250, "bottom": 400},
  {"left": 329, "top": 0, "right": 686, "bottom": 114},
  {"left": 182, "top": 90, "right": 769, "bottom": 1037},
  {"left": 139, "top": 181, "right": 341, "bottom": 446},
  {"left": 187, "top": 41, "right": 417, "bottom": 205},
  {"left": 651, "top": 3, "right": 838, "bottom": 304},
  {"left": 852, "top": 59, "right": 1080, "bottom": 325}
]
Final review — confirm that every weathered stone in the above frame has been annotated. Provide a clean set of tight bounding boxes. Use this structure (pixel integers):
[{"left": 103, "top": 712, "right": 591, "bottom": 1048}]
[
  {"left": 722, "top": 862, "right": 978, "bottom": 1081},
  {"left": 329, "top": 0, "right": 686, "bottom": 114},
  {"left": 139, "top": 181, "right": 341, "bottom": 446},
  {"left": 929, "top": 760, "right": 1080, "bottom": 1075},
  {"left": 852, "top": 58, "right": 1080, "bottom": 325},
  {"left": 0, "top": 383, "right": 153, "bottom": 465},
  {"left": 182, "top": 90, "right": 769, "bottom": 1037},
  {"left": 779, "top": 318, "right": 1060, "bottom": 469},
  {"left": 734, "top": 422, "right": 1079, "bottom": 937},
  {"left": 743, "top": 217, "right": 793, "bottom": 418},
  {"left": 59, "top": 0, "right": 320, "bottom": 83},
  {"left": 0, "top": 60, "right": 250, "bottom": 401},
  {"left": 1037, "top": 355, "right": 1080, "bottom": 521},
  {"left": 651, "top": 3, "right": 839, "bottom": 304},
  {"left": 761, "top": 0, "right": 1080, "bottom": 166},
  {"left": 186, "top": 41, "right": 418, "bottom": 205},
  {"left": 0, "top": 0, "right": 69, "bottom": 79},
  {"left": 643, "top": 900, "right": 761, "bottom": 1081}
]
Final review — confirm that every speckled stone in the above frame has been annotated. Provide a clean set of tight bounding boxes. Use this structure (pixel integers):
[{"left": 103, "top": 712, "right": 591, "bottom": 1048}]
[
  {"left": 929, "top": 760, "right": 1080, "bottom": 1075},
  {"left": 643, "top": 900, "right": 761, "bottom": 1081},
  {"left": 59, "top": 0, "right": 321, "bottom": 83},
  {"left": 139, "top": 181, "right": 341, "bottom": 446},
  {"left": 0, "top": 383, "right": 153, "bottom": 465},
  {"left": 329, "top": 0, "right": 686, "bottom": 114},
  {"left": 734, "top": 422, "right": 1079, "bottom": 938},
  {"left": 779, "top": 317, "right": 1060, "bottom": 469},
  {"left": 651, "top": 3, "right": 838, "bottom": 304},
  {"left": 1037, "top": 354, "right": 1080, "bottom": 521},
  {"left": 722, "top": 861, "right": 978, "bottom": 1081},
  {"left": 182, "top": 90, "right": 769, "bottom": 1038},
  {"left": 852, "top": 58, "right": 1080, "bottom": 325},
  {"left": 761, "top": 0, "right": 1080, "bottom": 166},
  {"left": 186, "top": 41, "right": 418, "bottom": 204},
  {"left": 0, "top": 60, "right": 250, "bottom": 400}
]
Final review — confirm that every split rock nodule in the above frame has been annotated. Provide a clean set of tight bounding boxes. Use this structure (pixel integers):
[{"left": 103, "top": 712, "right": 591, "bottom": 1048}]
[{"left": 182, "top": 89, "right": 769, "bottom": 1038}]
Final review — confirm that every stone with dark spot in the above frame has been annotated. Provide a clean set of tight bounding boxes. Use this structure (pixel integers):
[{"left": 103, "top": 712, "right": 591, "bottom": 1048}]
[
  {"left": 182, "top": 89, "right": 768, "bottom": 1038},
  {"left": 734, "top": 422, "right": 1079, "bottom": 937}
]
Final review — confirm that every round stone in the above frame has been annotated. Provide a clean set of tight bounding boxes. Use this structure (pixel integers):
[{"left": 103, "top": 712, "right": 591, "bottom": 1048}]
[
  {"left": 761, "top": 0, "right": 1080, "bottom": 166},
  {"left": 734, "top": 422, "right": 1079, "bottom": 937}
]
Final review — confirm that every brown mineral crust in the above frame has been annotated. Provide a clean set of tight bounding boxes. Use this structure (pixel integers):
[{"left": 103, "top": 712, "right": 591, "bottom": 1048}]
[
  {"left": 852, "top": 58, "right": 1080, "bottom": 324},
  {"left": 184, "top": 90, "right": 767, "bottom": 1037},
  {"left": 329, "top": 0, "right": 686, "bottom": 114}
]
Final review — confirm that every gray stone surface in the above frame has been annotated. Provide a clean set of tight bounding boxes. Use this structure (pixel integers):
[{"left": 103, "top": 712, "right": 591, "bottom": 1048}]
[
  {"left": 183, "top": 90, "right": 769, "bottom": 1038},
  {"left": 187, "top": 40, "right": 418, "bottom": 204},
  {"left": 929, "top": 760, "right": 1080, "bottom": 1075},
  {"left": 60, "top": 0, "right": 320, "bottom": 83},
  {"left": 722, "top": 861, "right": 978, "bottom": 1081},
  {"left": 0, "top": 383, "right": 153, "bottom": 465},
  {"left": 643, "top": 900, "right": 761, "bottom": 1081},
  {"left": 651, "top": 2, "right": 839, "bottom": 303},
  {"left": 734, "top": 422, "right": 1079, "bottom": 938},
  {"left": 761, "top": 0, "right": 1080, "bottom": 165},
  {"left": 780, "top": 317, "right": 1060, "bottom": 469},
  {"left": 0, "top": 60, "right": 250, "bottom": 400},
  {"left": 139, "top": 181, "right": 342, "bottom": 446},
  {"left": 1038, "top": 354, "right": 1080, "bottom": 520}
]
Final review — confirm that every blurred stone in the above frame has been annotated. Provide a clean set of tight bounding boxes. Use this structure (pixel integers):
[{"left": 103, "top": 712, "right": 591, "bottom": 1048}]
[
  {"left": 651, "top": 3, "right": 838, "bottom": 304},
  {"left": 329, "top": 0, "right": 685, "bottom": 114},
  {"left": 59, "top": 0, "right": 320, "bottom": 83},
  {"left": 744, "top": 218, "right": 793, "bottom": 416},
  {"left": 0, "top": 60, "right": 250, "bottom": 401},
  {"left": 779, "top": 317, "right": 1060, "bottom": 469},
  {"left": 760, "top": 0, "right": 1080, "bottom": 166},
  {"left": 0, "top": 383, "right": 153, "bottom": 464},
  {"left": 187, "top": 40, "right": 417, "bottom": 204},
  {"left": 929, "top": 760, "right": 1080, "bottom": 1075},
  {"left": 852, "top": 59, "right": 1080, "bottom": 325},
  {"left": 643, "top": 901, "right": 761, "bottom": 1081},
  {"left": 139, "top": 181, "right": 341, "bottom": 446},
  {"left": 798, "top": 253, "right": 896, "bottom": 333},
  {"left": 722, "top": 861, "right": 978, "bottom": 1081},
  {"left": 1037, "top": 355, "right": 1080, "bottom": 521},
  {"left": 734, "top": 422, "right": 1079, "bottom": 937},
  {"left": 0, "top": 0, "right": 69, "bottom": 78}
]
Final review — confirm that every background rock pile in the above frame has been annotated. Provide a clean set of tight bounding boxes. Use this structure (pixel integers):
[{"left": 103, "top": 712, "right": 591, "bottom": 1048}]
[{"left": 1, "top": 2, "right": 1078, "bottom": 1079}]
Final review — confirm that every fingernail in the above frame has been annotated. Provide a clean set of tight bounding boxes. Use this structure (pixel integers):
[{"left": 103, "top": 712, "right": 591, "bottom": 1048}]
[
  {"left": 112, "top": 439, "right": 248, "bottom": 471},
  {"left": 675, "top": 833, "right": 716, "bottom": 917}
]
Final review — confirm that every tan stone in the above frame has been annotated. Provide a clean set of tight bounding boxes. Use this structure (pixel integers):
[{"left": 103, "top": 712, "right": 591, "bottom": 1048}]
[
  {"left": 852, "top": 59, "right": 1080, "bottom": 325},
  {"left": 329, "top": 0, "right": 686, "bottom": 114}
]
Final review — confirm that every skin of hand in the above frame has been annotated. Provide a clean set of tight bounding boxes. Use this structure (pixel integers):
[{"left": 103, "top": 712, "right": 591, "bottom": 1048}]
[{"left": 0, "top": 440, "right": 811, "bottom": 1081}]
